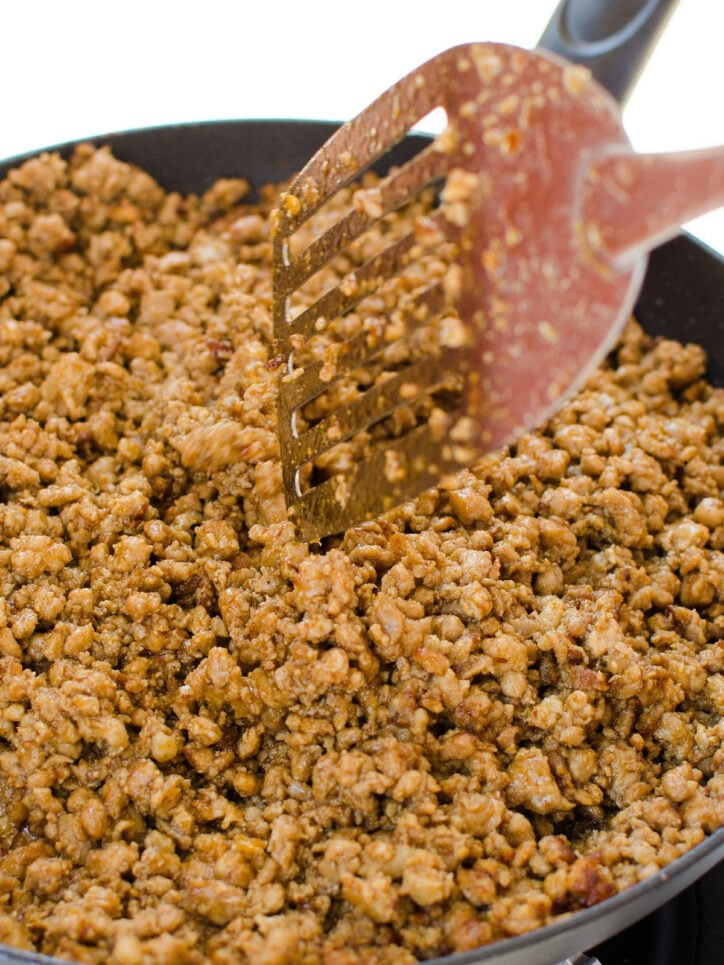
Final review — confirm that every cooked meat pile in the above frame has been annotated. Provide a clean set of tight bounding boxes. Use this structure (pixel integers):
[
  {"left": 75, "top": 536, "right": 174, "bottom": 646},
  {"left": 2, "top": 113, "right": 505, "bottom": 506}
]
[{"left": 0, "top": 146, "right": 722, "bottom": 965}]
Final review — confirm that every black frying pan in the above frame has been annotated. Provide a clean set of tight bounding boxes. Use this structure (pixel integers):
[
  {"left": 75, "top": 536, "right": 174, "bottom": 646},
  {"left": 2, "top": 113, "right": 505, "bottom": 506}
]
[{"left": 0, "top": 1, "right": 722, "bottom": 963}]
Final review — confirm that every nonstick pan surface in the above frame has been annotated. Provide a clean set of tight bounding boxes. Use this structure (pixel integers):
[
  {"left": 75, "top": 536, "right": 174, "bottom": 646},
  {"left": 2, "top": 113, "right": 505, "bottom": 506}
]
[{"left": 0, "top": 117, "right": 722, "bottom": 965}]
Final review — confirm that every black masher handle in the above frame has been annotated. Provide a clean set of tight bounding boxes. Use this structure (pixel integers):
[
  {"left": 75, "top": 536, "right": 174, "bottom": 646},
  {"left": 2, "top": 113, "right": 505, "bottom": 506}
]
[{"left": 538, "top": 0, "right": 680, "bottom": 104}]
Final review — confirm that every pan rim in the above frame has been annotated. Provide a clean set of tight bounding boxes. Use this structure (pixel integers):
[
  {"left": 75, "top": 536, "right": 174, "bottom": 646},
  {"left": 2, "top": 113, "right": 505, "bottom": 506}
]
[{"left": 2, "top": 116, "right": 721, "bottom": 260}]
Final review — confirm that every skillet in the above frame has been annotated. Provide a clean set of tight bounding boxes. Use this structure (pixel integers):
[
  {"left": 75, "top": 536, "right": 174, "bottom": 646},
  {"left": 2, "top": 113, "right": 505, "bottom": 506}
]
[{"left": 0, "top": 1, "right": 721, "bottom": 963}]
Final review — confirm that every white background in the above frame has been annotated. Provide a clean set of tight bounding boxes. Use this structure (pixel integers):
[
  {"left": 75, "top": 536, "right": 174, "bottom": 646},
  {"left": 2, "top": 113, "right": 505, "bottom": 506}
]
[{"left": 1, "top": 0, "right": 722, "bottom": 254}]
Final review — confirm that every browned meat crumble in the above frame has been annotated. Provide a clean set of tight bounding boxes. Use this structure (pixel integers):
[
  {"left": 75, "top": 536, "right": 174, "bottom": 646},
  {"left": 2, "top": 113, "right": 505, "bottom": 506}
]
[{"left": 0, "top": 145, "right": 722, "bottom": 965}]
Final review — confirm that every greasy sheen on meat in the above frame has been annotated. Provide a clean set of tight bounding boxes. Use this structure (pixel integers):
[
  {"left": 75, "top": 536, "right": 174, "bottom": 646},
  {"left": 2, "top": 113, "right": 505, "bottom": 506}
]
[{"left": 0, "top": 145, "right": 722, "bottom": 965}]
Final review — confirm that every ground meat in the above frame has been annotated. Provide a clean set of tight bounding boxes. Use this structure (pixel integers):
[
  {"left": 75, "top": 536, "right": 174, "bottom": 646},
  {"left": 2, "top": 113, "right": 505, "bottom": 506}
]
[{"left": 0, "top": 145, "right": 722, "bottom": 965}]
